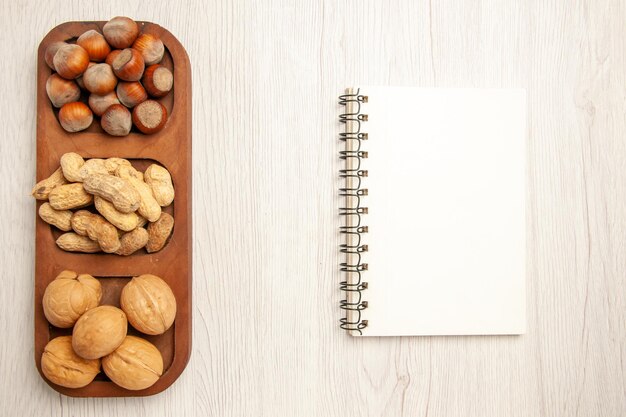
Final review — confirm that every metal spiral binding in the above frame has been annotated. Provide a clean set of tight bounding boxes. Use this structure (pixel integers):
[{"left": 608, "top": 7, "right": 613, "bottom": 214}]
[{"left": 339, "top": 89, "right": 369, "bottom": 334}]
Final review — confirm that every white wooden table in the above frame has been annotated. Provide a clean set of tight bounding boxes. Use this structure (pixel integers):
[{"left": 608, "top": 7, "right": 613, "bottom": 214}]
[{"left": 2, "top": 0, "right": 625, "bottom": 416}]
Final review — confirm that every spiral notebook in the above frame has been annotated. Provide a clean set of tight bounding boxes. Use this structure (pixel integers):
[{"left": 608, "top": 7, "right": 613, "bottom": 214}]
[{"left": 339, "top": 87, "right": 526, "bottom": 336}]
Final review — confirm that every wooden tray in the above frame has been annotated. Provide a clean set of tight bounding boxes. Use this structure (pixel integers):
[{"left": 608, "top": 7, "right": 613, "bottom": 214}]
[{"left": 34, "top": 21, "right": 192, "bottom": 397}]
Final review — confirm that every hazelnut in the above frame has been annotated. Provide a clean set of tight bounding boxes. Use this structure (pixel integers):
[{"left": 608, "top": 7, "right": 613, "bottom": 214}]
[
  {"left": 111, "top": 48, "right": 145, "bottom": 81},
  {"left": 102, "top": 336, "right": 163, "bottom": 390},
  {"left": 53, "top": 44, "right": 90, "bottom": 79},
  {"left": 72, "top": 305, "right": 127, "bottom": 359},
  {"left": 142, "top": 65, "right": 173, "bottom": 98},
  {"left": 44, "top": 41, "right": 66, "bottom": 69},
  {"left": 132, "top": 33, "right": 164, "bottom": 65},
  {"left": 59, "top": 102, "right": 93, "bottom": 132},
  {"left": 120, "top": 274, "right": 176, "bottom": 335},
  {"left": 101, "top": 104, "right": 132, "bottom": 136},
  {"left": 116, "top": 81, "right": 147, "bottom": 108},
  {"left": 75, "top": 62, "right": 95, "bottom": 90},
  {"left": 82, "top": 63, "right": 117, "bottom": 95},
  {"left": 132, "top": 100, "right": 167, "bottom": 134},
  {"left": 41, "top": 336, "right": 100, "bottom": 388},
  {"left": 88, "top": 91, "right": 120, "bottom": 116},
  {"left": 105, "top": 49, "right": 122, "bottom": 66},
  {"left": 46, "top": 74, "right": 80, "bottom": 108},
  {"left": 103, "top": 16, "right": 139, "bottom": 49},
  {"left": 77, "top": 29, "right": 111, "bottom": 62},
  {"left": 42, "top": 270, "right": 102, "bottom": 328}
]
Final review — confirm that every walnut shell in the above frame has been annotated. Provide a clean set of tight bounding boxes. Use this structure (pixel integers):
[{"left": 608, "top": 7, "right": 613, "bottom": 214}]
[
  {"left": 72, "top": 305, "right": 127, "bottom": 359},
  {"left": 42, "top": 270, "right": 102, "bottom": 328},
  {"left": 102, "top": 335, "right": 163, "bottom": 390},
  {"left": 120, "top": 274, "right": 176, "bottom": 335},
  {"left": 41, "top": 336, "right": 100, "bottom": 388}
]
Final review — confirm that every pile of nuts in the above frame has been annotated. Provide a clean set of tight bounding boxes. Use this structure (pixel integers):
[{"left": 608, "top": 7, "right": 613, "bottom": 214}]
[
  {"left": 45, "top": 16, "right": 172, "bottom": 136},
  {"left": 40, "top": 271, "right": 176, "bottom": 390},
  {"left": 32, "top": 153, "right": 174, "bottom": 255}
]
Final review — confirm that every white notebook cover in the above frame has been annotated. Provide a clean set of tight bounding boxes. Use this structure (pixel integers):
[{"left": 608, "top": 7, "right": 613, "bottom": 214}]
[{"left": 346, "top": 87, "right": 526, "bottom": 336}]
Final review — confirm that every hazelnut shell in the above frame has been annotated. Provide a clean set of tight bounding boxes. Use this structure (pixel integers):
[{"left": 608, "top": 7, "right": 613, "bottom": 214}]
[
  {"left": 103, "top": 16, "right": 139, "bottom": 49},
  {"left": 82, "top": 63, "right": 117, "bottom": 95},
  {"left": 88, "top": 91, "right": 121, "bottom": 117},
  {"left": 59, "top": 102, "right": 93, "bottom": 133},
  {"left": 111, "top": 48, "right": 145, "bottom": 81},
  {"left": 105, "top": 49, "right": 122, "bottom": 66},
  {"left": 132, "top": 100, "right": 167, "bottom": 134},
  {"left": 46, "top": 74, "right": 81, "bottom": 108},
  {"left": 132, "top": 33, "right": 165, "bottom": 66},
  {"left": 116, "top": 81, "right": 148, "bottom": 108},
  {"left": 142, "top": 65, "right": 173, "bottom": 98},
  {"left": 101, "top": 104, "right": 132, "bottom": 137},
  {"left": 77, "top": 29, "right": 111, "bottom": 62},
  {"left": 53, "top": 44, "right": 90, "bottom": 79},
  {"left": 44, "top": 41, "right": 66, "bottom": 69}
]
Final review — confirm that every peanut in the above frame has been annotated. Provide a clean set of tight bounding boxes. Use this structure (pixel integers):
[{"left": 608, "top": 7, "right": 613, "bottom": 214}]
[
  {"left": 146, "top": 212, "right": 174, "bottom": 253},
  {"left": 49, "top": 183, "right": 93, "bottom": 210},
  {"left": 60, "top": 152, "right": 85, "bottom": 182},
  {"left": 114, "top": 164, "right": 143, "bottom": 181},
  {"left": 94, "top": 196, "right": 139, "bottom": 231},
  {"left": 115, "top": 227, "right": 149, "bottom": 256},
  {"left": 117, "top": 165, "right": 161, "bottom": 222},
  {"left": 77, "top": 158, "right": 108, "bottom": 181},
  {"left": 32, "top": 167, "right": 68, "bottom": 200},
  {"left": 144, "top": 164, "right": 174, "bottom": 206},
  {"left": 83, "top": 174, "right": 140, "bottom": 213},
  {"left": 71, "top": 210, "right": 121, "bottom": 253},
  {"left": 38, "top": 202, "right": 72, "bottom": 231},
  {"left": 104, "top": 158, "right": 131, "bottom": 174},
  {"left": 56, "top": 233, "right": 102, "bottom": 253},
  {"left": 136, "top": 215, "right": 148, "bottom": 228}
]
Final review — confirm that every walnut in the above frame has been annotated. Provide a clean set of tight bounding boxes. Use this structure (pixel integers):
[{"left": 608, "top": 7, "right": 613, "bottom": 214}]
[
  {"left": 42, "top": 270, "right": 102, "bottom": 328},
  {"left": 120, "top": 274, "right": 176, "bottom": 335},
  {"left": 102, "top": 336, "right": 163, "bottom": 390},
  {"left": 41, "top": 336, "right": 100, "bottom": 388},
  {"left": 72, "top": 305, "right": 127, "bottom": 359}
]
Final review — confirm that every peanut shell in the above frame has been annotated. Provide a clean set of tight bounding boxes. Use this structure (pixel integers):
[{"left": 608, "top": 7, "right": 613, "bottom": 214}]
[
  {"left": 32, "top": 167, "right": 69, "bottom": 200},
  {"left": 78, "top": 158, "right": 109, "bottom": 181},
  {"left": 38, "top": 202, "right": 72, "bottom": 231},
  {"left": 144, "top": 164, "right": 174, "bottom": 206},
  {"left": 49, "top": 183, "right": 94, "bottom": 210},
  {"left": 70, "top": 210, "right": 121, "bottom": 253},
  {"left": 94, "top": 196, "right": 139, "bottom": 231},
  {"left": 117, "top": 165, "right": 161, "bottom": 222},
  {"left": 146, "top": 212, "right": 174, "bottom": 253},
  {"left": 104, "top": 157, "right": 131, "bottom": 174},
  {"left": 60, "top": 152, "right": 85, "bottom": 182},
  {"left": 115, "top": 227, "right": 149, "bottom": 256},
  {"left": 56, "top": 233, "right": 102, "bottom": 253},
  {"left": 83, "top": 173, "right": 140, "bottom": 213}
]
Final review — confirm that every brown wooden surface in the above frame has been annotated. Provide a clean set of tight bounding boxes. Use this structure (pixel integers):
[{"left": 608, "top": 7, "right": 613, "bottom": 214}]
[{"left": 34, "top": 21, "right": 192, "bottom": 398}]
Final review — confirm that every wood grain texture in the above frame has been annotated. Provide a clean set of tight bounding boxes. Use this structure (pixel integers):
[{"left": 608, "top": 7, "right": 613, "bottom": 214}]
[
  {"left": 1, "top": 0, "right": 625, "bottom": 415},
  {"left": 33, "top": 21, "right": 192, "bottom": 397}
]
